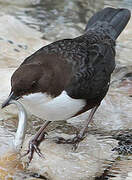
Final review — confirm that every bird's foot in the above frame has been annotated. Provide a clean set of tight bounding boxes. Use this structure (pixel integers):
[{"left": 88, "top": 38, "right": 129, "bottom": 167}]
[
  {"left": 55, "top": 105, "right": 99, "bottom": 150},
  {"left": 22, "top": 132, "right": 47, "bottom": 163},
  {"left": 22, "top": 139, "right": 43, "bottom": 163},
  {"left": 55, "top": 132, "right": 86, "bottom": 150}
]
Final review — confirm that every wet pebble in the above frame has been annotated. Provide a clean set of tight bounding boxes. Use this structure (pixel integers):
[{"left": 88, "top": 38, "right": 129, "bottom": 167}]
[
  {"left": 17, "top": 44, "right": 28, "bottom": 50},
  {"left": 14, "top": 48, "right": 20, "bottom": 52},
  {"left": 7, "top": 40, "right": 14, "bottom": 44}
]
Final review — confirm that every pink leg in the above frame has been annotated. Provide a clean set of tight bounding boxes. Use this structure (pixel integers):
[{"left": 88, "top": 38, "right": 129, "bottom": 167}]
[{"left": 22, "top": 121, "right": 51, "bottom": 163}]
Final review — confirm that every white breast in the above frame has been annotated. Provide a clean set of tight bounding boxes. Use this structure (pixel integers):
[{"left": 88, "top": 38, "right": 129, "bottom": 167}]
[{"left": 19, "top": 91, "right": 86, "bottom": 121}]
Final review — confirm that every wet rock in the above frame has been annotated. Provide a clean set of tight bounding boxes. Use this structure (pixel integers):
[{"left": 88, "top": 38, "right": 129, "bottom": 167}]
[
  {"left": 116, "top": 16, "right": 132, "bottom": 66},
  {"left": 22, "top": 134, "right": 117, "bottom": 180},
  {"left": 24, "top": 0, "right": 103, "bottom": 41},
  {"left": 0, "top": 0, "right": 40, "bottom": 6},
  {"left": 93, "top": 90, "right": 132, "bottom": 131},
  {"left": 42, "top": 24, "right": 82, "bottom": 42},
  {"left": 112, "top": 130, "right": 132, "bottom": 155},
  {"left": 104, "top": 158, "right": 132, "bottom": 180},
  {"left": 0, "top": 15, "right": 49, "bottom": 68}
]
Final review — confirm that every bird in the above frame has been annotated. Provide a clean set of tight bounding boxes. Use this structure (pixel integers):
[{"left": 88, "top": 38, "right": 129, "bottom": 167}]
[
  {"left": 1, "top": 7, "right": 131, "bottom": 163},
  {"left": 0, "top": 100, "right": 27, "bottom": 180}
]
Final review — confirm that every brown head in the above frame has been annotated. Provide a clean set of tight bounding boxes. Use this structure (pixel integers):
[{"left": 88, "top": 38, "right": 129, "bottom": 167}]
[
  {"left": 1, "top": 53, "right": 72, "bottom": 108},
  {"left": 1, "top": 63, "right": 48, "bottom": 108},
  {"left": 11, "top": 64, "right": 44, "bottom": 96}
]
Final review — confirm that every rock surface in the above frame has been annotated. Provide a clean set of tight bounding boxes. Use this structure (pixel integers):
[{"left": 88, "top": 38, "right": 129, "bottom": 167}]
[{"left": 23, "top": 134, "right": 117, "bottom": 180}]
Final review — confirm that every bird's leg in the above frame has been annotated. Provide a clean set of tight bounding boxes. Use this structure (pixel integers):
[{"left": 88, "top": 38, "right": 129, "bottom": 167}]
[
  {"left": 22, "top": 120, "right": 51, "bottom": 163},
  {"left": 55, "top": 105, "right": 100, "bottom": 150}
]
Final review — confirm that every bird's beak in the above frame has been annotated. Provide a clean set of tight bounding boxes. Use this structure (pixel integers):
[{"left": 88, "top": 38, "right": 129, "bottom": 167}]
[{"left": 1, "top": 92, "right": 18, "bottom": 109}]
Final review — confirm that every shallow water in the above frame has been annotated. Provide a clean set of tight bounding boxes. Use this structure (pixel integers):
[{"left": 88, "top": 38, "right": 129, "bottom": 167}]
[{"left": 0, "top": 0, "right": 132, "bottom": 179}]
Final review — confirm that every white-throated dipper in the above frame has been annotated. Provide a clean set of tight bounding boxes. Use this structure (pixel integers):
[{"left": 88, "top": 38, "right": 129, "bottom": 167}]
[{"left": 2, "top": 7, "right": 131, "bottom": 162}]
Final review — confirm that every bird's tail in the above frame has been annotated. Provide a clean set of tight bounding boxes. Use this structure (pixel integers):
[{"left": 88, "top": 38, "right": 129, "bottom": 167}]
[{"left": 85, "top": 7, "right": 131, "bottom": 40}]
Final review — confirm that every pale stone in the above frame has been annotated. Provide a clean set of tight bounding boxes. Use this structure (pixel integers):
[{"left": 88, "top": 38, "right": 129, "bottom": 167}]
[
  {"left": 116, "top": 17, "right": 132, "bottom": 66},
  {"left": 22, "top": 134, "right": 117, "bottom": 180},
  {"left": 0, "top": 15, "right": 49, "bottom": 68},
  {"left": 107, "top": 158, "right": 132, "bottom": 180}
]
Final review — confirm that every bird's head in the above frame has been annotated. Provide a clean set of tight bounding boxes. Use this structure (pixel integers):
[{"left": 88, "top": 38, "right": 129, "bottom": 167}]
[
  {"left": 2, "top": 53, "right": 72, "bottom": 109},
  {"left": 1, "top": 63, "right": 52, "bottom": 108}
]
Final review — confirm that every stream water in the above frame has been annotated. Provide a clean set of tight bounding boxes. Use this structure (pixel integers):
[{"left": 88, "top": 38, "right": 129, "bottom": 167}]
[{"left": 0, "top": 0, "right": 132, "bottom": 180}]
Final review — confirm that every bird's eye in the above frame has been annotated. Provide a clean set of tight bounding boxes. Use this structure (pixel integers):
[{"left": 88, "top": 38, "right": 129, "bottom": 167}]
[{"left": 31, "top": 81, "right": 37, "bottom": 87}]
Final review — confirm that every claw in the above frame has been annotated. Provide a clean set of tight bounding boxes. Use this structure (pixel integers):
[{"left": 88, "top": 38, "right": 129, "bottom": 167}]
[
  {"left": 28, "top": 149, "right": 34, "bottom": 163},
  {"left": 33, "top": 144, "right": 44, "bottom": 158},
  {"left": 71, "top": 134, "right": 86, "bottom": 151},
  {"left": 20, "top": 121, "right": 51, "bottom": 163},
  {"left": 54, "top": 132, "right": 86, "bottom": 151},
  {"left": 21, "top": 139, "right": 44, "bottom": 163}
]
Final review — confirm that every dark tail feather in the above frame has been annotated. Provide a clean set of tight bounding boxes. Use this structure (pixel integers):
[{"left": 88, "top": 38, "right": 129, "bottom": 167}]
[{"left": 85, "top": 7, "right": 131, "bottom": 39}]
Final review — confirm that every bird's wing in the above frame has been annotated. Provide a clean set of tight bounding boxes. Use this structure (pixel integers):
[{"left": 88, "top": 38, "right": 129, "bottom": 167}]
[
  {"left": 20, "top": 39, "right": 73, "bottom": 66},
  {"left": 65, "top": 40, "right": 115, "bottom": 101}
]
